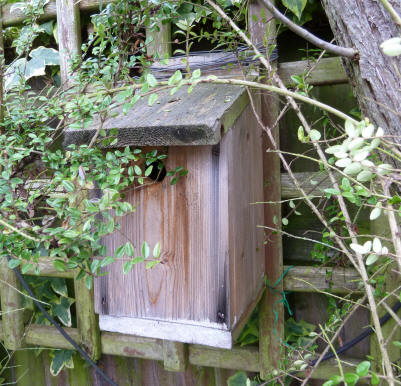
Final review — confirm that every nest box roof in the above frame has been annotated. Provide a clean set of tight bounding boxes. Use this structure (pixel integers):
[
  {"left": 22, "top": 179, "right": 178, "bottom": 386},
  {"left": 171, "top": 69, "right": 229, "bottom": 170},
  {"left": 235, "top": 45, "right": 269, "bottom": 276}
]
[{"left": 63, "top": 83, "right": 248, "bottom": 148}]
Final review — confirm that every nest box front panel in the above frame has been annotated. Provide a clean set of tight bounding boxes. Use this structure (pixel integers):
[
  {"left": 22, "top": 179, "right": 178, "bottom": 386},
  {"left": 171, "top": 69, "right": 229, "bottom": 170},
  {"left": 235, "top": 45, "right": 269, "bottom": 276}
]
[{"left": 95, "top": 145, "right": 229, "bottom": 327}]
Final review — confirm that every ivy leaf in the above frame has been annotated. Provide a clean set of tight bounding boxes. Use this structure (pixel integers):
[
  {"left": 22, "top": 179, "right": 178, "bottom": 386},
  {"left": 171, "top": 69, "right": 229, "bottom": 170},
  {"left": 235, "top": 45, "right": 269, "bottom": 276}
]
[
  {"left": 281, "top": 0, "right": 307, "bottom": 19},
  {"left": 50, "top": 350, "right": 75, "bottom": 376},
  {"left": 49, "top": 278, "right": 68, "bottom": 297},
  {"left": 62, "top": 180, "right": 75, "bottom": 192},
  {"left": 51, "top": 296, "right": 74, "bottom": 327}
]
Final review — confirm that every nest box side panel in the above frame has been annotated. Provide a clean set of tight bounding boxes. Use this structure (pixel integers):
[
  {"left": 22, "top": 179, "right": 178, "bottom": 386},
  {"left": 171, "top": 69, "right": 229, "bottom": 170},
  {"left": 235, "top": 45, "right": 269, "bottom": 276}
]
[
  {"left": 223, "top": 103, "right": 265, "bottom": 330},
  {"left": 94, "top": 146, "right": 229, "bottom": 325}
]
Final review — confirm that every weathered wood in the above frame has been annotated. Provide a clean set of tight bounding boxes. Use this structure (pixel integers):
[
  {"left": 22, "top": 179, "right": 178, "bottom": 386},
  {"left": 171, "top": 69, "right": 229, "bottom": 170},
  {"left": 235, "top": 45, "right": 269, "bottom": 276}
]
[
  {"left": 27, "top": 257, "right": 75, "bottom": 278},
  {"left": 278, "top": 57, "right": 348, "bottom": 86},
  {"left": 0, "top": 259, "right": 24, "bottom": 350},
  {"left": 14, "top": 350, "right": 47, "bottom": 386},
  {"left": 56, "top": 0, "right": 81, "bottom": 85},
  {"left": 147, "top": 22, "right": 171, "bottom": 58},
  {"left": 25, "top": 324, "right": 78, "bottom": 349},
  {"left": 56, "top": 0, "right": 101, "bottom": 361},
  {"left": 281, "top": 171, "right": 335, "bottom": 198},
  {"left": 95, "top": 103, "right": 265, "bottom": 348},
  {"left": 322, "top": 0, "right": 401, "bottom": 163},
  {"left": 162, "top": 341, "right": 188, "bottom": 372},
  {"left": 74, "top": 278, "right": 101, "bottom": 359},
  {"left": 101, "top": 332, "right": 164, "bottom": 360},
  {"left": 2, "top": 0, "right": 106, "bottom": 26},
  {"left": 189, "top": 345, "right": 260, "bottom": 372},
  {"left": 64, "top": 83, "right": 248, "bottom": 147},
  {"left": 248, "top": 0, "right": 283, "bottom": 378},
  {"left": 283, "top": 265, "right": 361, "bottom": 294}
]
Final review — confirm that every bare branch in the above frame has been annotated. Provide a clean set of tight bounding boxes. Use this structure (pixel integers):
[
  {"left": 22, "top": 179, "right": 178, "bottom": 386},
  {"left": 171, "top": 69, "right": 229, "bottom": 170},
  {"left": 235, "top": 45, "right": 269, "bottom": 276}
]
[{"left": 258, "top": 0, "right": 358, "bottom": 59}]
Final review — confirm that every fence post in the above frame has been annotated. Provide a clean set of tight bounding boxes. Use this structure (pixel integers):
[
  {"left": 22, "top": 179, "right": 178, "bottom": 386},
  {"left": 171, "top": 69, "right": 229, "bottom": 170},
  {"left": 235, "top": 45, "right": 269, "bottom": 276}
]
[
  {"left": 248, "top": 1, "right": 283, "bottom": 378},
  {"left": 56, "top": 0, "right": 101, "bottom": 360}
]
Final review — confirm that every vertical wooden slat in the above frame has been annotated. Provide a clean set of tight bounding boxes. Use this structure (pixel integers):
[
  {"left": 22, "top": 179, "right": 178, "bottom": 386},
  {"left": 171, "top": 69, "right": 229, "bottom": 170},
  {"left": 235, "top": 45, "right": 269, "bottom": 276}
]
[
  {"left": 0, "top": 10, "right": 24, "bottom": 352},
  {"left": 248, "top": 1, "right": 283, "bottom": 378},
  {"left": 146, "top": 20, "right": 188, "bottom": 372},
  {"left": 162, "top": 340, "right": 188, "bottom": 372},
  {"left": 56, "top": 0, "right": 101, "bottom": 360},
  {"left": 0, "top": 260, "right": 24, "bottom": 350},
  {"left": 56, "top": 0, "right": 81, "bottom": 85},
  {"left": 146, "top": 23, "right": 171, "bottom": 58}
]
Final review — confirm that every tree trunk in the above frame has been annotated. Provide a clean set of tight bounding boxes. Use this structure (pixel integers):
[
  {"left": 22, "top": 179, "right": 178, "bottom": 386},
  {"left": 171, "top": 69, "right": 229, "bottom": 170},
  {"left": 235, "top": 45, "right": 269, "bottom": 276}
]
[{"left": 322, "top": 0, "right": 401, "bottom": 142}]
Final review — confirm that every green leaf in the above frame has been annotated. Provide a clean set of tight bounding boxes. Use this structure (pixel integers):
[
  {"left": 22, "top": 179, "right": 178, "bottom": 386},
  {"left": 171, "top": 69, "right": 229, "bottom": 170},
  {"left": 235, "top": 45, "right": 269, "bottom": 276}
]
[
  {"left": 142, "top": 241, "right": 150, "bottom": 259},
  {"left": 146, "top": 73, "right": 158, "bottom": 87},
  {"left": 50, "top": 278, "right": 68, "bottom": 297},
  {"left": 62, "top": 180, "right": 75, "bottom": 192},
  {"left": 125, "top": 242, "right": 135, "bottom": 257},
  {"left": 146, "top": 260, "right": 160, "bottom": 269},
  {"left": 145, "top": 165, "right": 153, "bottom": 177},
  {"left": 309, "top": 129, "right": 321, "bottom": 141},
  {"left": 148, "top": 93, "right": 158, "bottom": 106},
  {"left": 51, "top": 296, "right": 74, "bottom": 326},
  {"left": 191, "top": 68, "right": 201, "bottom": 80},
  {"left": 168, "top": 70, "right": 183, "bottom": 86},
  {"left": 392, "top": 341, "right": 401, "bottom": 348},
  {"left": 21, "top": 263, "right": 33, "bottom": 274},
  {"left": 344, "top": 373, "right": 359, "bottom": 386},
  {"left": 123, "top": 260, "right": 134, "bottom": 274},
  {"left": 281, "top": 0, "right": 307, "bottom": 19},
  {"left": 50, "top": 350, "right": 74, "bottom": 376},
  {"left": 297, "top": 126, "right": 305, "bottom": 142},
  {"left": 153, "top": 242, "right": 161, "bottom": 259},
  {"left": 356, "top": 361, "right": 370, "bottom": 377},
  {"left": 329, "top": 375, "right": 343, "bottom": 385},
  {"left": 371, "top": 372, "right": 380, "bottom": 385},
  {"left": 85, "top": 275, "right": 93, "bottom": 290},
  {"left": 8, "top": 259, "right": 21, "bottom": 269},
  {"left": 227, "top": 371, "right": 250, "bottom": 386},
  {"left": 101, "top": 256, "right": 115, "bottom": 267},
  {"left": 366, "top": 253, "right": 379, "bottom": 266},
  {"left": 53, "top": 260, "right": 66, "bottom": 272}
]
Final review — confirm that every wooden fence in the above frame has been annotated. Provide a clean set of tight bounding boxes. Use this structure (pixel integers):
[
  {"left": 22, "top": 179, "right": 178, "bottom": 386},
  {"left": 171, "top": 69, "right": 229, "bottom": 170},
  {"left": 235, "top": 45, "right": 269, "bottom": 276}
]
[{"left": 0, "top": 0, "right": 374, "bottom": 384}]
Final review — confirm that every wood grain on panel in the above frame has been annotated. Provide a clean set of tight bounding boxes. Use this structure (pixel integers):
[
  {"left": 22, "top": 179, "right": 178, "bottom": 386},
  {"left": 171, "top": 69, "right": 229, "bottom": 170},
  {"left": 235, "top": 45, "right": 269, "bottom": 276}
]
[
  {"left": 95, "top": 145, "right": 229, "bottom": 325},
  {"left": 224, "top": 103, "right": 265, "bottom": 327}
]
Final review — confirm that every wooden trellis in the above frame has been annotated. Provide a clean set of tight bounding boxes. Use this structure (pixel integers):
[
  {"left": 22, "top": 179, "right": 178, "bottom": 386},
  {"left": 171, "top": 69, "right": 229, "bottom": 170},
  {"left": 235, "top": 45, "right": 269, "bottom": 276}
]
[{"left": 0, "top": 0, "right": 373, "bottom": 382}]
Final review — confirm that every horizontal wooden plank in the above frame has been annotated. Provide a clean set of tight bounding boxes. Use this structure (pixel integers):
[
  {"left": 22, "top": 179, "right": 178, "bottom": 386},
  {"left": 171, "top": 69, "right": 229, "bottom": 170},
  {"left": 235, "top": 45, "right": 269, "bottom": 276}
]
[
  {"left": 24, "top": 257, "right": 75, "bottom": 278},
  {"left": 283, "top": 265, "right": 361, "bottom": 294},
  {"left": 278, "top": 57, "right": 348, "bottom": 86},
  {"left": 0, "top": 321, "right": 362, "bottom": 379},
  {"left": 101, "top": 331, "right": 164, "bottom": 360},
  {"left": 25, "top": 324, "right": 78, "bottom": 349},
  {"left": 2, "top": 0, "right": 105, "bottom": 26},
  {"left": 281, "top": 171, "right": 335, "bottom": 199},
  {"left": 189, "top": 344, "right": 260, "bottom": 372}
]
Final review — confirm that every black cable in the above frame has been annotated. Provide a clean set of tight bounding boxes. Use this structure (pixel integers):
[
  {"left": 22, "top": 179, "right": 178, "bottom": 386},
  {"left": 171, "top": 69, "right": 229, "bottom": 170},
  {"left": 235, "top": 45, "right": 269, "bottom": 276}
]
[
  {"left": 7, "top": 257, "right": 117, "bottom": 386},
  {"left": 310, "top": 300, "right": 401, "bottom": 366}
]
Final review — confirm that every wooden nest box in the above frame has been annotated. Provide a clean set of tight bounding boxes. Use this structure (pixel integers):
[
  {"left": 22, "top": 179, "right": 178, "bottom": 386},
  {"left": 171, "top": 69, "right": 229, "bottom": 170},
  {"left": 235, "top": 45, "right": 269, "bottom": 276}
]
[{"left": 65, "top": 83, "right": 265, "bottom": 349}]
